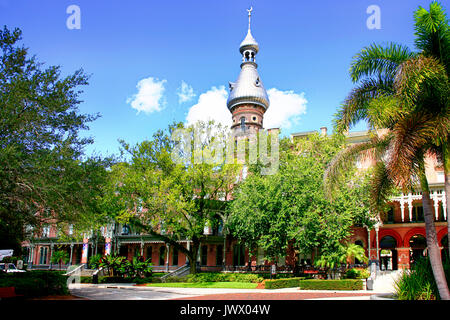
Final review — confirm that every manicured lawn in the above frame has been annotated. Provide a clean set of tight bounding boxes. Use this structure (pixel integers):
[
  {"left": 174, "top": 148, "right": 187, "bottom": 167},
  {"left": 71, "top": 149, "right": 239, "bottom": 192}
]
[{"left": 145, "top": 282, "right": 258, "bottom": 289}]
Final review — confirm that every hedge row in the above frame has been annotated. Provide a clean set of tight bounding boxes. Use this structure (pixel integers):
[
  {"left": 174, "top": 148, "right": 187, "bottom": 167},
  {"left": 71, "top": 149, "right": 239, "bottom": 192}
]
[
  {"left": 0, "top": 271, "right": 69, "bottom": 297},
  {"left": 264, "top": 277, "right": 306, "bottom": 289},
  {"left": 192, "top": 273, "right": 264, "bottom": 283},
  {"left": 80, "top": 276, "right": 153, "bottom": 284},
  {"left": 298, "top": 279, "right": 363, "bottom": 291}
]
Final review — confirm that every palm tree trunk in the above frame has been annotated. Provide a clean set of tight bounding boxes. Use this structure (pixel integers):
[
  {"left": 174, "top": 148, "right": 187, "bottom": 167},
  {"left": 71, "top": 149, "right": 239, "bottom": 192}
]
[{"left": 419, "top": 163, "right": 450, "bottom": 300}]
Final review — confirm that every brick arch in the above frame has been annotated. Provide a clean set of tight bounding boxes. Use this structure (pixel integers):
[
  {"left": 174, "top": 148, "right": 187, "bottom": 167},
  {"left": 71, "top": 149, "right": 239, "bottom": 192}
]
[
  {"left": 403, "top": 227, "right": 426, "bottom": 247},
  {"left": 375, "top": 229, "right": 402, "bottom": 248},
  {"left": 437, "top": 228, "right": 448, "bottom": 246}
]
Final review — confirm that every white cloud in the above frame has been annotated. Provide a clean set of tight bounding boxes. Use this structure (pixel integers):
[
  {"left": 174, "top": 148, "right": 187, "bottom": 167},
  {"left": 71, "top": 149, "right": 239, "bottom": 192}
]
[
  {"left": 177, "top": 80, "right": 196, "bottom": 104},
  {"left": 185, "top": 86, "right": 307, "bottom": 131},
  {"left": 264, "top": 88, "right": 307, "bottom": 129},
  {"left": 127, "top": 77, "right": 167, "bottom": 114},
  {"left": 185, "top": 86, "right": 231, "bottom": 127}
]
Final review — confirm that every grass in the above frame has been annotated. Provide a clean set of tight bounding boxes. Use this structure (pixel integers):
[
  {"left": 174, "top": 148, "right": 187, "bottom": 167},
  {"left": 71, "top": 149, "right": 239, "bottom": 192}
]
[{"left": 145, "top": 282, "right": 258, "bottom": 289}]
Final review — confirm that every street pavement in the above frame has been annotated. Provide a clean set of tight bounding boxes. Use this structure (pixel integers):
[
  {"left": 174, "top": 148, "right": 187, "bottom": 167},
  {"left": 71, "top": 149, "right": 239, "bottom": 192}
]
[{"left": 69, "top": 284, "right": 383, "bottom": 300}]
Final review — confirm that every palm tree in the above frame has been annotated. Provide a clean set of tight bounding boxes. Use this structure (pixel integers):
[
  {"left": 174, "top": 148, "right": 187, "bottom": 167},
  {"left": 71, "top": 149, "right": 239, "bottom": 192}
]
[
  {"left": 50, "top": 250, "right": 69, "bottom": 270},
  {"left": 413, "top": 2, "right": 450, "bottom": 259},
  {"left": 325, "top": 2, "right": 450, "bottom": 299}
]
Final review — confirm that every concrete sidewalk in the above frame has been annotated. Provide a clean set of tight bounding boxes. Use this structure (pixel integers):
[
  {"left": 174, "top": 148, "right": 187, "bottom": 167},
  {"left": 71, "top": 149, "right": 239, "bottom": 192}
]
[{"left": 69, "top": 283, "right": 388, "bottom": 300}]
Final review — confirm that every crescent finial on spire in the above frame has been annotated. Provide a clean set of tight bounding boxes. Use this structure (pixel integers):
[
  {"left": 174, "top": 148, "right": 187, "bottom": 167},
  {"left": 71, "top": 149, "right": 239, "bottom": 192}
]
[{"left": 247, "top": 6, "right": 253, "bottom": 31}]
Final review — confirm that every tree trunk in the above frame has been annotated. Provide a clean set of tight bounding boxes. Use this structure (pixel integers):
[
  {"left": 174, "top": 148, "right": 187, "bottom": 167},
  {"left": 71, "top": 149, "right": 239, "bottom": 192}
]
[
  {"left": 189, "top": 241, "right": 199, "bottom": 274},
  {"left": 443, "top": 141, "right": 450, "bottom": 259},
  {"left": 419, "top": 164, "right": 450, "bottom": 300}
]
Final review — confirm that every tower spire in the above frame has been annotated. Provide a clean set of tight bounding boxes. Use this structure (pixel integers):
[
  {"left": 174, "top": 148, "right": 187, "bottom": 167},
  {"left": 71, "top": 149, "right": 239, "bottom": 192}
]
[
  {"left": 227, "top": 7, "right": 269, "bottom": 133},
  {"left": 247, "top": 6, "right": 253, "bottom": 32}
]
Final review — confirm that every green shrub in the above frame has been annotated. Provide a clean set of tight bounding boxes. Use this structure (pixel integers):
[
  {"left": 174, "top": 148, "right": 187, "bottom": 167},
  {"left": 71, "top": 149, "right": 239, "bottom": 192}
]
[
  {"left": 261, "top": 273, "right": 297, "bottom": 279},
  {"left": 345, "top": 268, "right": 370, "bottom": 279},
  {"left": 88, "top": 253, "right": 103, "bottom": 269},
  {"left": 297, "top": 279, "right": 363, "bottom": 290},
  {"left": 395, "top": 257, "right": 450, "bottom": 300},
  {"left": 0, "top": 270, "right": 69, "bottom": 297},
  {"left": 182, "top": 273, "right": 263, "bottom": 284},
  {"left": 2, "top": 256, "right": 19, "bottom": 264},
  {"left": 264, "top": 277, "right": 306, "bottom": 289}
]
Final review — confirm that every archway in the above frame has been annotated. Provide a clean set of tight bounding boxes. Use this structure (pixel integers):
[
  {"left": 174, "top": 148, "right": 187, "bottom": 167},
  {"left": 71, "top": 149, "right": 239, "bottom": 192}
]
[
  {"left": 379, "top": 236, "right": 398, "bottom": 270},
  {"left": 409, "top": 234, "right": 427, "bottom": 266}
]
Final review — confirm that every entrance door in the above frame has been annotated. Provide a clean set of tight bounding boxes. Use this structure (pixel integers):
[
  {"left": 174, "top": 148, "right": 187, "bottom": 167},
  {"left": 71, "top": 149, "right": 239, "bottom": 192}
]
[{"left": 379, "top": 236, "right": 398, "bottom": 270}]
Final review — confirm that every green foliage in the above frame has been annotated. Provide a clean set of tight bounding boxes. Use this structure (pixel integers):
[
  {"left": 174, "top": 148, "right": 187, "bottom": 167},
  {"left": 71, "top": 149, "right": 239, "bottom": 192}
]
[
  {"left": 50, "top": 250, "right": 69, "bottom": 267},
  {"left": 1, "top": 256, "right": 18, "bottom": 264},
  {"left": 229, "top": 133, "right": 372, "bottom": 263},
  {"left": 101, "top": 121, "right": 242, "bottom": 273},
  {"left": 298, "top": 279, "right": 363, "bottom": 290},
  {"left": 345, "top": 268, "right": 370, "bottom": 279},
  {"left": 184, "top": 272, "right": 263, "bottom": 284},
  {"left": 99, "top": 254, "right": 152, "bottom": 278},
  {"left": 0, "top": 26, "right": 112, "bottom": 248},
  {"left": 88, "top": 253, "right": 103, "bottom": 269},
  {"left": 0, "top": 270, "right": 69, "bottom": 297},
  {"left": 264, "top": 277, "right": 306, "bottom": 289},
  {"left": 394, "top": 257, "right": 450, "bottom": 300}
]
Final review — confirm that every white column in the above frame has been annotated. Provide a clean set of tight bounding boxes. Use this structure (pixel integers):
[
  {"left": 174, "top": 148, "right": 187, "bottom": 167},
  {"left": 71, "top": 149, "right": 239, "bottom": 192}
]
[
  {"left": 69, "top": 244, "right": 74, "bottom": 266},
  {"left": 408, "top": 193, "right": 413, "bottom": 222},
  {"left": 443, "top": 190, "right": 447, "bottom": 220},
  {"left": 400, "top": 194, "right": 405, "bottom": 222},
  {"left": 432, "top": 190, "right": 439, "bottom": 220},
  {"left": 29, "top": 245, "right": 34, "bottom": 267},
  {"left": 165, "top": 244, "right": 170, "bottom": 272}
]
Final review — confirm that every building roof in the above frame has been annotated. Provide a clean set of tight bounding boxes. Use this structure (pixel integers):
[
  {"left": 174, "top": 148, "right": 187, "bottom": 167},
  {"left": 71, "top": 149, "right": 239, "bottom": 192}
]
[{"left": 227, "top": 8, "right": 269, "bottom": 111}]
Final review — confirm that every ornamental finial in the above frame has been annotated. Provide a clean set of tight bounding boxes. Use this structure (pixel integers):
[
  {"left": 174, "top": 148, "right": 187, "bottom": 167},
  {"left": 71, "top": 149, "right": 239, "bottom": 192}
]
[{"left": 247, "top": 6, "right": 253, "bottom": 31}]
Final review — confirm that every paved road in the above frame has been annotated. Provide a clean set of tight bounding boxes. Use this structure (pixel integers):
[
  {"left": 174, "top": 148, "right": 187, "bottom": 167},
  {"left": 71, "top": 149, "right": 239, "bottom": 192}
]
[
  {"left": 70, "top": 286, "right": 197, "bottom": 300},
  {"left": 69, "top": 284, "right": 379, "bottom": 300}
]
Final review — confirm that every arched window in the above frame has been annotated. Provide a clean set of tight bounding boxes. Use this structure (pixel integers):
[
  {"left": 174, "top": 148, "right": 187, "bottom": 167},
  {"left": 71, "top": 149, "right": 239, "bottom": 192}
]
[{"left": 240, "top": 117, "right": 246, "bottom": 130}]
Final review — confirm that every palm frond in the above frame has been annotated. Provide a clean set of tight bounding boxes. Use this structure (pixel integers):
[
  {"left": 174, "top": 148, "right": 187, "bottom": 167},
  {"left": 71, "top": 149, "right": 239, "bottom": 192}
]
[
  {"left": 350, "top": 43, "right": 416, "bottom": 83},
  {"left": 395, "top": 55, "right": 449, "bottom": 111},
  {"left": 414, "top": 1, "right": 450, "bottom": 72},
  {"left": 324, "top": 133, "right": 392, "bottom": 199},
  {"left": 385, "top": 111, "right": 447, "bottom": 190},
  {"left": 370, "top": 161, "right": 394, "bottom": 213},
  {"left": 334, "top": 76, "right": 395, "bottom": 133}
]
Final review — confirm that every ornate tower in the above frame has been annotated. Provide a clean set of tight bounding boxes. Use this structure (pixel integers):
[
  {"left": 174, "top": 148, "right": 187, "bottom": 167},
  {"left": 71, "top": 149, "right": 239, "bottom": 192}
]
[{"left": 227, "top": 8, "right": 269, "bottom": 135}]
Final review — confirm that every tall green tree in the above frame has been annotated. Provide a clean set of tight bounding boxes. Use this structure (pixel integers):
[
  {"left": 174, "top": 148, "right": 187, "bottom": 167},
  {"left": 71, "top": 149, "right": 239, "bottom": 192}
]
[
  {"left": 326, "top": 2, "right": 450, "bottom": 299},
  {"left": 101, "top": 121, "right": 241, "bottom": 274},
  {"left": 228, "top": 133, "right": 373, "bottom": 267},
  {"left": 0, "top": 26, "right": 110, "bottom": 251}
]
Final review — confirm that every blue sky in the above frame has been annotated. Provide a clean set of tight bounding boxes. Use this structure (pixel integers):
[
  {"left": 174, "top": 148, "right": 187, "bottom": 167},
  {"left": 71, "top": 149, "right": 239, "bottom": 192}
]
[{"left": 0, "top": 0, "right": 445, "bottom": 157}]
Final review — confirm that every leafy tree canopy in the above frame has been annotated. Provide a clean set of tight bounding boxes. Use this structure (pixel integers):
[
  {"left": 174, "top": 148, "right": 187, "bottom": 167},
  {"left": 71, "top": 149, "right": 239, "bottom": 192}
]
[
  {"left": 227, "top": 133, "right": 374, "bottom": 263},
  {"left": 0, "top": 26, "right": 111, "bottom": 251}
]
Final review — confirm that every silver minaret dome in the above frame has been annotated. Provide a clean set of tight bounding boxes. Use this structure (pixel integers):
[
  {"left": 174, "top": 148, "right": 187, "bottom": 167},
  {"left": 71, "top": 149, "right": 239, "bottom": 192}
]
[{"left": 227, "top": 7, "right": 269, "bottom": 111}]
